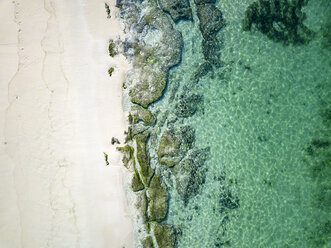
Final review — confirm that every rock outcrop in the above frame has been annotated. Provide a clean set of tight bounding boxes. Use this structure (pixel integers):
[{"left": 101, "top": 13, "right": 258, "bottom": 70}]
[
  {"left": 158, "top": 0, "right": 192, "bottom": 22},
  {"left": 157, "top": 126, "right": 195, "bottom": 167},
  {"left": 147, "top": 174, "right": 169, "bottom": 221}
]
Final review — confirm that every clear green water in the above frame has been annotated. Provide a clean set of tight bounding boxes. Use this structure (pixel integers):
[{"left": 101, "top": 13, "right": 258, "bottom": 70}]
[{"left": 149, "top": 0, "right": 331, "bottom": 247}]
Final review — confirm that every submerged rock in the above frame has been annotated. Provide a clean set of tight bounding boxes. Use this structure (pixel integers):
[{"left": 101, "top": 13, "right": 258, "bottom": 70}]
[
  {"left": 147, "top": 174, "right": 169, "bottom": 222},
  {"left": 130, "top": 104, "right": 156, "bottom": 126},
  {"left": 190, "top": 61, "right": 213, "bottom": 84},
  {"left": 120, "top": 1, "right": 183, "bottom": 107},
  {"left": 172, "top": 148, "right": 210, "bottom": 205},
  {"left": 116, "top": 145, "right": 135, "bottom": 169},
  {"left": 196, "top": 3, "right": 225, "bottom": 41},
  {"left": 175, "top": 94, "right": 203, "bottom": 118},
  {"left": 242, "top": 0, "right": 314, "bottom": 45},
  {"left": 135, "top": 132, "right": 154, "bottom": 186},
  {"left": 157, "top": 126, "right": 195, "bottom": 167},
  {"left": 158, "top": 0, "right": 193, "bottom": 22},
  {"left": 152, "top": 222, "right": 176, "bottom": 248},
  {"left": 194, "top": 0, "right": 216, "bottom": 4},
  {"left": 202, "top": 38, "right": 223, "bottom": 67},
  {"left": 141, "top": 235, "right": 155, "bottom": 248},
  {"left": 128, "top": 70, "right": 167, "bottom": 108}
]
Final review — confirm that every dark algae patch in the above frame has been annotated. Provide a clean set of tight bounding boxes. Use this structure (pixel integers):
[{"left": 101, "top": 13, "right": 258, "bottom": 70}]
[
  {"left": 242, "top": 0, "right": 315, "bottom": 45},
  {"left": 117, "top": 0, "right": 331, "bottom": 247}
]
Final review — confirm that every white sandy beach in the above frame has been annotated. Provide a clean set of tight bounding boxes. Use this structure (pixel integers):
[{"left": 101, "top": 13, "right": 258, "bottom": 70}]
[{"left": 0, "top": 0, "right": 133, "bottom": 247}]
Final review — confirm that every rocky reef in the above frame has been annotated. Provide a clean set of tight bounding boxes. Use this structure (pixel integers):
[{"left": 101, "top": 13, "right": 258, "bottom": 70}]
[
  {"left": 191, "top": 0, "right": 225, "bottom": 84},
  {"left": 171, "top": 148, "right": 210, "bottom": 205},
  {"left": 157, "top": 126, "right": 195, "bottom": 168},
  {"left": 242, "top": 0, "right": 314, "bottom": 45},
  {"left": 120, "top": 0, "right": 183, "bottom": 108},
  {"left": 115, "top": 1, "right": 213, "bottom": 247},
  {"left": 135, "top": 132, "right": 154, "bottom": 186},
  {"left": 147, "top": 174, "right": 169, "bottom": 222},
  {"left": 152, "top": 222, "right": 176, "bottom": 248},
  {"left": 158, "top": 0, "right": 193, "bottom": 22}
]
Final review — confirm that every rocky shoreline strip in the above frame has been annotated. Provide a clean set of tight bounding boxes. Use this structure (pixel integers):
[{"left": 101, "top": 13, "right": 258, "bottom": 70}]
[{"left": 112, "top": 0, "right": 226, "bottom": 247}]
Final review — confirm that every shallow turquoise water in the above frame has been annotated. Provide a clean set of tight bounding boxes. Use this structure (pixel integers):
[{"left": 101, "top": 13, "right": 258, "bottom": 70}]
[{"left": 148, "top": 0, "right": 330, "bottom": 247}]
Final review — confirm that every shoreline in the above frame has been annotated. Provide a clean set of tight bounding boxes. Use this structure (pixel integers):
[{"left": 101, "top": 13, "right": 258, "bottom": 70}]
[{"left": 0, "top": 1, "right": 133, "bottom": 247}]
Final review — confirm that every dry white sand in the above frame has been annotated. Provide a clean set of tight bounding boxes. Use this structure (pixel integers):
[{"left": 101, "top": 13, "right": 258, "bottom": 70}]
[{"left": 0, "top": 0, "right": 133, "bottom": 247}]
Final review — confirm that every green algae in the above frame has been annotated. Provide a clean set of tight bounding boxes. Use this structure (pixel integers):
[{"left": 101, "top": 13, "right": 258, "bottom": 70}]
[
  {"left": 105, "top": 3, "right": 111, "bottom": 19},
  {"left": 141, "top": 236, "right": 155, "bottom": 248},
  {"left": 147, "top": 174, "right": 169, "bottom": 222},
  {"left": 116, "top": 145, "right": 134, "bottom": 169},
  {"left": 135, "top": 132, "right": 154, "bottom": 186},
  {"left": 131, "top": 105, "right": 156, "bottom": 126},
  {"left": 103, "top": 152, "right": 109, "bottom": 166},
  {"left": 135, "top": 191, "right": 148, "bottom": 224},
  {"left": 108, "top": 67, "right": 114, "bottom": 77},
  {"left": 131, "top": 169, "right": 145, "bottom": 192},
  {"left": 128, "top": 70, "right": 167, "bottom": 108},
  {"left": 152, "top": 222, "right": 176, "bottom": 248},
  {"left": 157, "top": 126, "right": 195, "bottom": 168},
  {"left": 108, "top": 40, "right": 116, "bottom": 57}
]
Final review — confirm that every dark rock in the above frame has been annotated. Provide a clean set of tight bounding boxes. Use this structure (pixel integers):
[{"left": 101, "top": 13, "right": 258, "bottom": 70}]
[
  {"left": 157, "top": 126, "right": 195, "bottom": 167},
  {"left": 194, "top": 0, "right": 216, "bottom": 4},
  {"left": 196, "top": 3, "right": 225, "bottom": 41},
  {"left": 202, "top": 38, "right": 222, "bottom": 67},
  {"left": 147, "top": 174, "right": 169, "bottom": 222},
  {"left": 242, "top": 0, "right": 314, "bottom": 45},
  {"left": 175, "top": 94, "right": 203, "bottom": 118},
  {"left": 115, "top": 0, "right": 123, "bottom": 8},
  {"left": 158, "top": 0, "right": 193, "bottom": 22},
  {"left": 172, "top": 148, "right": 210, "bottom": 205},
  {"left": 191, "top": 61, "right": 213, "bottom": 83},
  {"left": 111, "top": 137, "right": 120, "bottom": 145},
  {"left": 219, "top": 190, "right": 240, "bottom": 211}
]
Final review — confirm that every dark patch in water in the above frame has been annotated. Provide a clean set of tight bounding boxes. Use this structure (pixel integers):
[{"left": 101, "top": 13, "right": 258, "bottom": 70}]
[{"left": 242, "top": 0, "right": 314, "bottom": 45}]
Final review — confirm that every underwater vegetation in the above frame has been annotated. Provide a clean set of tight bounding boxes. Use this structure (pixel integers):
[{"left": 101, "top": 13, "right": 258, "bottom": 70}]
[{"left": 242, "top": 0, "right": 314, "bottom": 45}]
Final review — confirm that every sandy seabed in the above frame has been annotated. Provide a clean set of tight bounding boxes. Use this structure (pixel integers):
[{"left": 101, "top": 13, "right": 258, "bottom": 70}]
[{"left": 0, "top": 0, "right": 133, "bottom": 247}]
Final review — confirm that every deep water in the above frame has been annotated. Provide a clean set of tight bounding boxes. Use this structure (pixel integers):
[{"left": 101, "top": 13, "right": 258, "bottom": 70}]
[{"left": 147, "top": 0, "right": 331, "bottom": 247}]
